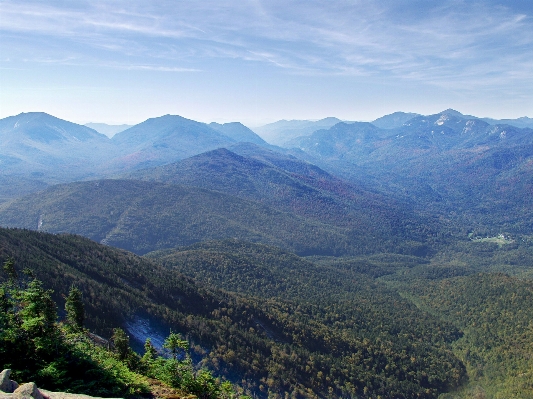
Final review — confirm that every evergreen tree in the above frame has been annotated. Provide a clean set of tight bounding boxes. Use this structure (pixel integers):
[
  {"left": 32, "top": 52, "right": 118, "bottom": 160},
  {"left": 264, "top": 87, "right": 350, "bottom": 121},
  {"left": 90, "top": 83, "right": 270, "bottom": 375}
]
[
  {"left": 163, "top": 331, "right": 188, "bottom": 360},
  {"left": 111, "top": 327, "right": 131, "bottom": 361},
  {"left": 17, "top": 278, "right": 59, "bottom": 354},
  {"left": 142, "top": 338, "right": 158, "bottom": 363},
  {"left": 65, "top": 286, "right": 84, "bottom": 331},
  {"left": 2, "top": 257, "right": 17, "bottom": 283}
]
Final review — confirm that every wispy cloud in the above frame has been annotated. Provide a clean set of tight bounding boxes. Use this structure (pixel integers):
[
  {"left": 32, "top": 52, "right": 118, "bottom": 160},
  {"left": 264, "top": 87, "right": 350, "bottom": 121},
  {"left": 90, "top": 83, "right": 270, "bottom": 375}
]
[{"left": 1, "top": 0, "right": 532, "bottom": 88}]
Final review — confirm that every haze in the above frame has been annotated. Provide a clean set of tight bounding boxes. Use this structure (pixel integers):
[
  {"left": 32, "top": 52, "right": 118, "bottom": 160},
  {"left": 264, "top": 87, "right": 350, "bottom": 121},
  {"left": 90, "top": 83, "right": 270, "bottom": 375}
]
[{"left": 1, "top": 0, "right": 532, "bottom": 125}]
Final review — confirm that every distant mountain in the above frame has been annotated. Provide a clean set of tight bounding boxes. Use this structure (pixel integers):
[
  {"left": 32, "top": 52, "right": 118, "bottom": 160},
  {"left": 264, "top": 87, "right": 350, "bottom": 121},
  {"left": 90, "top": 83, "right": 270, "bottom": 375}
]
[
  {"left": 126, "top": 147, "right": 323, "bottom": 203},
  {"left": 125, "top": 146, "right": 438, "bottom": 253},
  {"left": 371, "top": 112, "right": 420, "bottom": 129},
  {"left": 416, "top": 109, "right": 533, "bottom": 129},
  {"left": 208, "top": 122, "right": 267, "bottom": 145},
  {"left": 0, "top": 112, "right": 113, "bottom": 180},
  {"left": 126, "top": 146, "right": 349, "bottom": 202},
  {"left": 286, "top": 121, "right": 389, "bottom": 159},
  {"left": 0, "top": 175, "right": 436, "bottom": 256},
  {"left": 84, "top": 122, "right": 133, "bottom": 137},
  {"left": 288, "top": 110, "right": 533, "bottom": 234},
  {"left": 0, "top": 179, "right": 357, "bottom": 256},
  {"left": 480, "top": 116, "right": 533, "bottom": 129},
  {"left": 253, "top": 117, "right": 344, "bottom": 146},
  {"left": 291, "top": 110, "right": 533, "bottom": 161},
  {"left": 395, "top": 110, "right": 533, "bottom": 150},
  {"left": 227, "top": 142, "right": 333, "bottom": 174},
  {"left": 110, "top": 115, "right": 236, "bottom": 171}
]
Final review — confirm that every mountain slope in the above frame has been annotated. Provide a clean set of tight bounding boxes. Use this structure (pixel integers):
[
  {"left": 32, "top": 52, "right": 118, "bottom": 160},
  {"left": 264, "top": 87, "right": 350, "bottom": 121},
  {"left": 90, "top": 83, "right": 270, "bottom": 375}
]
[
  {"left": 0, "top": 112, "right": 112, "bottom": 180},
  {"left": 287, "top": 110, "right": 533, "bottom": 233},
  {"left": 286, "top": 121, "right": 391, "bottom": 159},
  {"left": 124, "top": 147, "right": 438, "bottom": 254},
  {"left": 481, "top": 116, "right": 533, "bottom": 129},
  {"left": 208, "top": 122, "right": 267, "bottom": 145},
  {"left": 0, "top": 228, "right": 467, "bottom": 399},
  {"left": 109, "top": 115, "right": 235, "bottom": 171},
  {"left": 0, "top": 179, "right": 366, "bottom": 256},
  {"left": 371, "top": 111, "right": 420, "bottom": 129},
  {"left": 404, "top": 273, "right": 533, "bottom": 399}
]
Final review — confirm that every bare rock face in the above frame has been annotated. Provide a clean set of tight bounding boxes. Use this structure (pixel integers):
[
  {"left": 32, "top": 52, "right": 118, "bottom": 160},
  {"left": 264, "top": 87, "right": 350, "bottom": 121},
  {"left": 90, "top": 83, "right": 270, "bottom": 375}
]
[
  {"left": 0, "top": 370, "right": 19, "bottom": 394},
  {"left": 13, "top": 383, "right": 43, "bottom": 399},
  {"left": 0, "top": 370, "right": 121, "bottom": 399}
]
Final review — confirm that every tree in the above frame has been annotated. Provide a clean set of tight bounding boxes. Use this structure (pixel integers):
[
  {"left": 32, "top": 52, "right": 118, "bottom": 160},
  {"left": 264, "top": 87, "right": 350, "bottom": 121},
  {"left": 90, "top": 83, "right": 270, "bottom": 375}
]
[
  {"left": 111, "top": 327, "right": 131, "bottom": 361},
  {"left": 65, "top": 286, "right": 84, "bottom": 331},
  {"left": 141, "top": 338, "right": 158, "bottom": 367},
  {"left": 2, "top": 257, "right": 17, "bottom": 283},
  {"left": 17, "top": 278, "right": 59, "bottom": 354},
  {"left": 163, "top": 331, "right": 189, "bottom": 360}
]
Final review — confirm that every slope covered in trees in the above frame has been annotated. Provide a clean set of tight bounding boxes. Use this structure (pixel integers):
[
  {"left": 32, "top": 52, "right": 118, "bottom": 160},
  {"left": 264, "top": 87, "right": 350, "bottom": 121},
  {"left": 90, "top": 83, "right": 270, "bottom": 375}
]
[
  {"left": 402, "top": 273, "right": 533, "bottom": 399},
  {"left": 125, "top": 148, "right": 431, "bottom": 240},
  {"left": 0, "top": 178, "right": 434, "bottom": 256},
  {"left": 0, "top": 228, "right": 468, "bottom": 399},
  {"left": 0, "top": 259, "right": 237, "bottom": 399},
  {"left": 149, "top": 237, "right": 533, "bottom": 399}
]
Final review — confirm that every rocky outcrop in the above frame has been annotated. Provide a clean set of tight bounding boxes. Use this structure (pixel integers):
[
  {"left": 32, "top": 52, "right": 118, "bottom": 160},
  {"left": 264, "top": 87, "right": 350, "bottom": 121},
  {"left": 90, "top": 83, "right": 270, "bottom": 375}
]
[
  {"left": 0, "top": 370, "right": 19, "bottom": 396},
  {"left": 0, "top": 370, "right": 121, "bottom": 399}
]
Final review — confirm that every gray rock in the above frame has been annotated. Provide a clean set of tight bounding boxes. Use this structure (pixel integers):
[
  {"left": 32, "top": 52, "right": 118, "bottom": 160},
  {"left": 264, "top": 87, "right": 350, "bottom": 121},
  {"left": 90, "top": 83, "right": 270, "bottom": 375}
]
[
  {"left": 0, "top": 371, "right": 119, "bottom": 399},
  {"left": 0, "top": 370, "right": 17, "bottom": 394},
  {"left": 40, "top": 391, "right": 121, "bottom": 399},
  {"left": 13, "top": 382, "right": 43, "bottom": 399}
]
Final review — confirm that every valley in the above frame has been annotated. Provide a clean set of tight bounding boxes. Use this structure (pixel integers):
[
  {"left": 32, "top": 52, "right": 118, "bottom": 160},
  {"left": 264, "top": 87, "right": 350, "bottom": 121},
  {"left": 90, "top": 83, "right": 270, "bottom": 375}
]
[{"left": 1, "top": 109, "right": 533, "bottom": 399}]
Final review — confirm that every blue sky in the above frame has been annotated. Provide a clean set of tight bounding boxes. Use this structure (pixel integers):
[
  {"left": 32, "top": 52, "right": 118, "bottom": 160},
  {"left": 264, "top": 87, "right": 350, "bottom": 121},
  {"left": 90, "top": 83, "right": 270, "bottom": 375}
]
[{"left": 1, "top": 0, "right": 532, "bottom": 125}]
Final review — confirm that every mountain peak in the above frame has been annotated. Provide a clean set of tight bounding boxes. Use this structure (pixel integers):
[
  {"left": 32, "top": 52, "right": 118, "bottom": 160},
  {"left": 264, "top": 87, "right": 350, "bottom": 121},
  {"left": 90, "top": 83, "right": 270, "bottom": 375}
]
[
  {"left": 439, "top": 109, "right": 464, "bottom": 117},
  {"left": 372, "top": 112, "right": 420, "bottom": 129},
  {"left": 1, "top": 112, "right": 106, "bottom": 142}
]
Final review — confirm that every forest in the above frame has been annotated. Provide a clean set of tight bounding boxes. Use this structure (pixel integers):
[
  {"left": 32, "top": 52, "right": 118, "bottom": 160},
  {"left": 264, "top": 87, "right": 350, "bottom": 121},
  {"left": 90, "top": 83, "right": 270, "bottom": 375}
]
[{"left": 2, "top": 227, "right": 533, "bottom": 398}]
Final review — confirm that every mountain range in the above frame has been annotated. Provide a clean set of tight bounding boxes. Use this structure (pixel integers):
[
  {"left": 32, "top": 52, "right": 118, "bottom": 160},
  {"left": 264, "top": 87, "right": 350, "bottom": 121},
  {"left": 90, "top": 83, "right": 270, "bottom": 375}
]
[
  {"left": 1, "top": 108, "right": 533, "bottom": 398},
  {"left": 252, "top": 117, "right": 344, "bottom": 146},
  {"left": 284, "top": 109, "right": 533, "bottom": 234},
  {"left": 0, "top": 112, "right": 269, "bottom": 200},
  {"left": 2, "top": 108, "right": 533, "bottom": 250}
]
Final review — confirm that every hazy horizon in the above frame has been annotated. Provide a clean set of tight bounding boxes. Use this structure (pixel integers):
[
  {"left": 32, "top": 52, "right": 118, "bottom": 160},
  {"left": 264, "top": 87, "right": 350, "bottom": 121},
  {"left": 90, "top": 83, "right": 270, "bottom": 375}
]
[{"left": 1, "top": 1, "right": 532, "bottom": 125}]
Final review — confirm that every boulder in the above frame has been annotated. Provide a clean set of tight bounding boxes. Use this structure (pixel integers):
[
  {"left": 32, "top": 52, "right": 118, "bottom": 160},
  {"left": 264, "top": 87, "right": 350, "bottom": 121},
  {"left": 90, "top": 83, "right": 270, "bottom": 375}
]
[
  {"left": 13, "top": 383, "right": 43, "bottom": 399},
  {"left": 0, "top": 370, "right": 18, "bottom": 393},
  {"left": 0, "top": 371, "right": 119, "bottom": 399}
]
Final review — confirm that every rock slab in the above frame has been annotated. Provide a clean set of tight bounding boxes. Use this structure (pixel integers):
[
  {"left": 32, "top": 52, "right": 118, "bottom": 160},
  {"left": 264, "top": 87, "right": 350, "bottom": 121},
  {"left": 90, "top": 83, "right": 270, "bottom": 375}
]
[{"left": 0, "top": 370, "right": 121, "bottom": 399}]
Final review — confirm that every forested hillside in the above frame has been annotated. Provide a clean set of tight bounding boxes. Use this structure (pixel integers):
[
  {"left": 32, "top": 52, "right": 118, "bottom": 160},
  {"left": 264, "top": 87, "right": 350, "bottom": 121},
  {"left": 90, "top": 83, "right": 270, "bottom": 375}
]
[
  {"left": 0, "top": 178, "right": 435, "bottom": 256},
  {"left": 402, "top": 273, "right": 533, "bottom": 399},
  {"left": 149, "top": 238, "right": 533, "bottom": 399},
  {"left": 0, "top": 228, "right": 469, "bottom": 399}
]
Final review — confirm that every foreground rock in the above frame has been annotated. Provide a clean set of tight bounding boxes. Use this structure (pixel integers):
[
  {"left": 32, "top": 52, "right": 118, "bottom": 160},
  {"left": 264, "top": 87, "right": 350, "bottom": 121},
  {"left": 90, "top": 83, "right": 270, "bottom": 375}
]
[{"left": 0, "top": 370, "right": 121, "bottom": 399}]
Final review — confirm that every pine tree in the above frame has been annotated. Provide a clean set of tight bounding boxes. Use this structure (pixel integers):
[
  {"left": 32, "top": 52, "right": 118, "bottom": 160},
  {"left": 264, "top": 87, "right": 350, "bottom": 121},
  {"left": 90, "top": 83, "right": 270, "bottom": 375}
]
[
  {"left": 65, "top": 286, "right": 84, "bottom": 331},
  {"left": 111, "top": 327, "right": 131, "bottom": 361}
]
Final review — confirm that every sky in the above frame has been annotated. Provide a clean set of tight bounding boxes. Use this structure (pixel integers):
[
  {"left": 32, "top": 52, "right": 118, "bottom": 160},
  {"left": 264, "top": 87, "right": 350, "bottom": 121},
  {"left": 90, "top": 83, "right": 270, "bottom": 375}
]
[{"left": 1, "top": 0, "right": 532, "bottom": 126}]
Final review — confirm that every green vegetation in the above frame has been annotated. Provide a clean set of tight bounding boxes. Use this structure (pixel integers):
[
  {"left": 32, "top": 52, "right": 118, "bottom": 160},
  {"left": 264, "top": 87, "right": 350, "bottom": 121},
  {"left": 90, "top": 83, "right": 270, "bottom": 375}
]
[
  {"left": 0, "top": 258, "right": 240, "bottom": 398},
  {"left": 0, "top": 258, "right": 147, "bottom": 396},
  {"left": 150, "top": 238, "right": 533, "bottom": 399},
  {"left": 0, "top": 177, "right": 436, "bottom": 257},
  {"left": 150, "top": 240, "right": 468, "bottom": 398},
  {"left": 405, "top": 273, "right": 533, "bottom": 399},
  {"left": 0, "top": 228, "right": 470, "bottom": 399}
]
